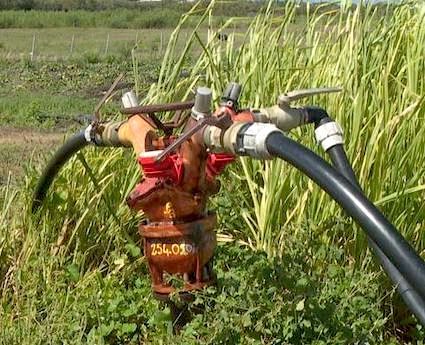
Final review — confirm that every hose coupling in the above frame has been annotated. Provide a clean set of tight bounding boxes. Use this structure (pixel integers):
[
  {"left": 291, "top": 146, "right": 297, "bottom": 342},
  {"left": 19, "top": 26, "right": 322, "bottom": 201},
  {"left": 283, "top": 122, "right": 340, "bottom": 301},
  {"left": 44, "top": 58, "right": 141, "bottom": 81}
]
[
  {"left": 83, "top": 122, "right": 128, "bottom": 147},
  {"left": 239, "top": 123, "right": 282, "bottom": 159},
  {"left": 205, "top": 122, "right": 282, "bottom": 159},
  {"left": 314, "top": 121, "right": 344, "bottom": 151},
  {"left": 84, "top": 124, "right": 94, "bottom": 143}
]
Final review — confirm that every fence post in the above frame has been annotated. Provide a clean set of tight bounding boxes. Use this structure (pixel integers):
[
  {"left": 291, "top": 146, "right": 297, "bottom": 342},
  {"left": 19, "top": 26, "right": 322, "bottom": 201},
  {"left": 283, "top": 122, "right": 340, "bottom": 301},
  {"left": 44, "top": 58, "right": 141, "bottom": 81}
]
[
  {"left": 104, "top": 33, "right": 110, "bottom": 55},
  {"left": 30, "top": 34, "right": 36, "bottom": 62},
  {"left": 159, "top": 31, "right": 163, "bottom": 57},
  {"left": 70, "top": 34, "right": 75, "bottom": 55}
]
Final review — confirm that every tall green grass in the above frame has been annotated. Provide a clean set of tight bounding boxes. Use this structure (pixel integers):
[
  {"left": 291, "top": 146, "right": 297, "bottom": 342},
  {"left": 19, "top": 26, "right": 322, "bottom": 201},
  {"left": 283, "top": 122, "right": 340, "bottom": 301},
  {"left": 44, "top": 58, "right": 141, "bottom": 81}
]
[
  {"left": 212, "top": 2, "right": 425, "bottom": 260},
  {"left": 140, "top": 1, "right": 425, "bottom": 262}
]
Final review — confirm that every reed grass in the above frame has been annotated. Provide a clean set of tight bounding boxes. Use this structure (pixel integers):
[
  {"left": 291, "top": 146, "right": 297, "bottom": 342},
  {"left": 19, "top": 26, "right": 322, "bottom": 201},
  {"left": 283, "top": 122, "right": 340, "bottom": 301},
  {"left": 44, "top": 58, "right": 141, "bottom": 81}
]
[{"left": 161, "top": 0, "right": 425, "bottom": 261}]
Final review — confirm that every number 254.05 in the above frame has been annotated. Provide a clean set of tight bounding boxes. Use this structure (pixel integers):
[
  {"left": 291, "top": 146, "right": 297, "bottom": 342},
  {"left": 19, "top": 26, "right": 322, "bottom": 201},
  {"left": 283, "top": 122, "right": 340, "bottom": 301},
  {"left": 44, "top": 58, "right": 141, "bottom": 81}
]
[{"left": 150, "top": 243, "right": 193, "bottom": 256}]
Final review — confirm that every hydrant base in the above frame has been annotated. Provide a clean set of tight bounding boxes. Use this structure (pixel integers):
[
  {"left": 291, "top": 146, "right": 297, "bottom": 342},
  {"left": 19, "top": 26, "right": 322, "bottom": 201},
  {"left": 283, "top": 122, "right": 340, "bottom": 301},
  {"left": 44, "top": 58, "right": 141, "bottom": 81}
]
[{"left": 140, "top": 213, "right": 217, "bottom": 295}]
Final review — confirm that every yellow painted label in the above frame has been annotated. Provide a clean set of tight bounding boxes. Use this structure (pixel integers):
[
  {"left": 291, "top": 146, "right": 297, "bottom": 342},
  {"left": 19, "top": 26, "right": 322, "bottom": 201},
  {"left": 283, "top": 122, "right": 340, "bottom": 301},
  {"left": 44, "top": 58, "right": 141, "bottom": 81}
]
[
  {"left": 163, "top": 202, "right": 176, "bottom": 219},
  {"left": 150, "top": 242, "right": 194, "bottom": 256}
]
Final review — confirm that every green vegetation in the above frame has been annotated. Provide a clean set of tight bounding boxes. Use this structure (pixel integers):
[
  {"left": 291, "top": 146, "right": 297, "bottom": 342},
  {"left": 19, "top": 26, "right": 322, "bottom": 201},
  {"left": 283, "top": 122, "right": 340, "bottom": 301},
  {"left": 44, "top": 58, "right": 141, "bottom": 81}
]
[
  {"left": 0, "top": 59, "right": 152, "bottom": 127},
  {"left": 0, "top": 0, "right": 263, "bottom": 14},
  {"left": 0, "top": 58, "right": 159, "bottom": 185},
  {"left": 0, "top": 9, "right": 185, "bottom": 29},
  {"left": 0, "top": 231, "right": 392, "bottom": 344},
  {"left": 0, "top": 28, "right": 206, "bottom": 61},
  {"left": 0, "top": 0, "right": 142, "bottom": 11},
  {"left": 0, "top": 1, "right": 264, "bottom": 29},
  {"left": 1, "top": 1, "right": 425, "bottom": 343}
]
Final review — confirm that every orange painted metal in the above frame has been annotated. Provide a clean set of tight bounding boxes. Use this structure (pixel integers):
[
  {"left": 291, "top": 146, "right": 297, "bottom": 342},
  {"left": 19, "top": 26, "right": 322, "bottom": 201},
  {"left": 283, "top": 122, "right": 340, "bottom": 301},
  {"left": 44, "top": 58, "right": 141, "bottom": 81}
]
[
  {"left": 140, "top": 214, "right": 217, "bottom": 295},
  {"left": 127, "top": 103, "right": 253, "bottom": 297},
  {"left": 127, "top": 117, "right": 222, "bottom": 296}
]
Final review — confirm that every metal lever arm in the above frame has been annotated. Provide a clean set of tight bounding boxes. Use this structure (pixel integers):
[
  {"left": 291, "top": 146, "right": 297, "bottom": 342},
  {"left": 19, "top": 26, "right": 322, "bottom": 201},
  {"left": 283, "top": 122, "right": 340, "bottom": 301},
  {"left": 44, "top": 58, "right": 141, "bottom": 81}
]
[
  {"left": 278, "top": 87, "right": 342, "bottom": 107},
  {"left": 155, "top": 114, "right": 229, "bottom": 162},
  {"left": 252, "top": 87, "right": 342, "bottom": 132}
]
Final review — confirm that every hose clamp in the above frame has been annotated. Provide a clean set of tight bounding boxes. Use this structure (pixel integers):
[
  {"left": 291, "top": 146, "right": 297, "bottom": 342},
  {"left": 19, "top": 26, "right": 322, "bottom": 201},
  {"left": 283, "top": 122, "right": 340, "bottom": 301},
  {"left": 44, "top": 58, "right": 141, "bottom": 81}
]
[
  {"left": 315, "top": 121, "right": 344, "bottom": 151},
  {"left": 84, "top": 124, "right": 93, "bottom": 143},
  {"left": 239, "top": 123, "right": 282, "bottom": 159}
]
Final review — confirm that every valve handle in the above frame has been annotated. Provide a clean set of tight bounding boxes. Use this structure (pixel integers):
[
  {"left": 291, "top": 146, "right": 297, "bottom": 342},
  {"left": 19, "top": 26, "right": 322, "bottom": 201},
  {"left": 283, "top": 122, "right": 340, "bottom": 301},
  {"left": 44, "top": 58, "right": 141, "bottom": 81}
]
[
  {"left": 155, "top": 114, "right": 231, "bottom": 163},
  {"left": 94, "top": 73, "right": 124, "bottom": 123},
  {"left": 278, "top": 87, "right": 342, "bottom": 107},
  {"left": 154, "top": 117, "right": 213, "bottom": 162}
]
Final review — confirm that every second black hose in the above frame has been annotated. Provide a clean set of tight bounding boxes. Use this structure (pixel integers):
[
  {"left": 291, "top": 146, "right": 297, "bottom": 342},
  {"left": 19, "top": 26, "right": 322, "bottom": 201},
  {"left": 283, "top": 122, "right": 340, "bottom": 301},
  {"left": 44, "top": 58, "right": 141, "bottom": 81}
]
[
  {"left": 266, "top": 132, "right": 425, "bottom": 303},
  {"left": 326, "top": 144, "right": 425, "bottom": 325}
]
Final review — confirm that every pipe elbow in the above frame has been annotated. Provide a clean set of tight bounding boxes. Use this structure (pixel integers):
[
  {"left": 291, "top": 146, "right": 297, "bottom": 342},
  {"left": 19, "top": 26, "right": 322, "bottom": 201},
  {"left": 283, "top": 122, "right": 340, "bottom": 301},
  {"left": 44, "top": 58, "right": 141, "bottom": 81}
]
[
  {"left": 87, "top": 117, "right": 157, "bottom": 155},
  {"left": 304, "top": 106, "right": 331, "bottom": 127},
  {"left": 117, "top": 116, "right": 156, "bottom": 155}
]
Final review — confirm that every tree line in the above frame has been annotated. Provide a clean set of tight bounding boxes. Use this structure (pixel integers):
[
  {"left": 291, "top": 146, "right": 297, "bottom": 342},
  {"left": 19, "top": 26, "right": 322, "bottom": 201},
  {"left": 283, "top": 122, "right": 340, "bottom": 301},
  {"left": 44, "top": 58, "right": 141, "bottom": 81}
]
[
  {"left": 0, "top": 0, "right": 395, "bottom": 19},
  {"left": 0, "top": 0, "right": 264, "bottom": 13},
  {"left": 0, "top": 0, "right": 181, "bottom": 11}
]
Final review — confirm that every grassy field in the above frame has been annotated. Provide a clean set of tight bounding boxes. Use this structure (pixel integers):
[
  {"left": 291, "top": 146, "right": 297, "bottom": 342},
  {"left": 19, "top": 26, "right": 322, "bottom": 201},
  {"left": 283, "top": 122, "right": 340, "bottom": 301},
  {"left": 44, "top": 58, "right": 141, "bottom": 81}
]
[
  {"left": 0, "top": 26, "right": 253, "bottom": 61},
  {"left": 0, "top": 28, "right": 196, "bottom": 60},
  {"left": 1, "top": 1, "right": 425, "bottom": 344},
  {"left": 0, "top": 8, "right": 184, "bottom": 29},
  {"left": 0, "top": 5, "right": 262, "bottom": 29}
]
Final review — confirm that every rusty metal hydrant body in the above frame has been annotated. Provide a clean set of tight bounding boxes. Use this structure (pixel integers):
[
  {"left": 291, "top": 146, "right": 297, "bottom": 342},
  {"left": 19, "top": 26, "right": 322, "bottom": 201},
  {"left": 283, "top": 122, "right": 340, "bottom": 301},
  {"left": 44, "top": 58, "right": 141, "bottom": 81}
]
[{"left": 125, "top": 87, "right": 245, "bottom": 300}]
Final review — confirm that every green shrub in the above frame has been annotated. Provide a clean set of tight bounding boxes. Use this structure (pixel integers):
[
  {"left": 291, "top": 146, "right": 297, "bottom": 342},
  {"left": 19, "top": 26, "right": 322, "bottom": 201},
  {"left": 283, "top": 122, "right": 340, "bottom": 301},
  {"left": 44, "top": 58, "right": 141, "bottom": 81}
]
[
  {"left": 181, "top": 244, "right": 391, "bottom": 344},
  {"left": 82, "top": 51, "right": 101, "bottom": 64},
  {"left": 0, "top": 9, "right": 186, "bottom": 29}
]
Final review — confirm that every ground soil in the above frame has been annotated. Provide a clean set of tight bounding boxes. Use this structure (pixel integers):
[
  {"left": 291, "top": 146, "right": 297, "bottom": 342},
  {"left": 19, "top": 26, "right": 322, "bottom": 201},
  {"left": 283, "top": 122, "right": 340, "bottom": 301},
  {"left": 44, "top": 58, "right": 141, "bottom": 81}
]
[{"left": 0, "top": 126, "right": 63, "bottom": 186}]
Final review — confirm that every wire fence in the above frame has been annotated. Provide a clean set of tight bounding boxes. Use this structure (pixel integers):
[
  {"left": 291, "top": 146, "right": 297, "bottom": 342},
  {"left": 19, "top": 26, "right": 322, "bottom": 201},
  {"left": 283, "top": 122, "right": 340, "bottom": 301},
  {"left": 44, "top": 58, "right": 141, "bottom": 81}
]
[{"left": 0, "top": 29, "right": 183, "bottom": 61}]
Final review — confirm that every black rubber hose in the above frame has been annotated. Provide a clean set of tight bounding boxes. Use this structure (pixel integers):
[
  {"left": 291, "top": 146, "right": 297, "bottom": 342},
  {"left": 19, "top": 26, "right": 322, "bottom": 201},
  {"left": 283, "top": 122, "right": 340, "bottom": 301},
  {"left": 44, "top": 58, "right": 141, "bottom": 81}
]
[
  {"left": 266, "top": 132, "right": 425, "bottom": 302},
  {"left": 326, "top": 145, "right": 361, "bottom": 189},
  {"left": 370, "top": 240, "right": 425, "bottom": 325},
  {"left": 304, "top": 106, "right": 330, "bottom": 126},
  {"left": 327, "top": 144, "right": 425, "bottom": 325},
  {"left": 32, "top": 131, "right": 88, "bottom": 212}
]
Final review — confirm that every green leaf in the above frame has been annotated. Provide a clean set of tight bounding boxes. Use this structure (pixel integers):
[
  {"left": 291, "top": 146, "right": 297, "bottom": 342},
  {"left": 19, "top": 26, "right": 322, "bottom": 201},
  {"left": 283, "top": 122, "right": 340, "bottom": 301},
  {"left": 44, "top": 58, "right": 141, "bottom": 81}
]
[
  {"left": 99, "top": 322, "right": 115, "bottom": 336},
  {"left": 242, "top": 313, "right": 252, "bottom": 327},
  {"left": 125, "top": 243, "right": 141, "bottom": 258},
  {"left": 301, "top": 319, "right": 312, "bottom": 328},
  {"left": 296, "top": 298, "right": 305, "bottom": 311},
  {"left": 121, "top": 323, "right": 137, "bottom": 334},
  {"left": 122, "top": 304, "right": 138, "bottom": 317},
  {"left": 327, "top": 264, "right": 339, "bottom": 278},
  {"left": 66, "top": 263, "right": 79, "bottom": 282},
  {"left": 296, "top": 277, "right": 309, "bottom": 287}
]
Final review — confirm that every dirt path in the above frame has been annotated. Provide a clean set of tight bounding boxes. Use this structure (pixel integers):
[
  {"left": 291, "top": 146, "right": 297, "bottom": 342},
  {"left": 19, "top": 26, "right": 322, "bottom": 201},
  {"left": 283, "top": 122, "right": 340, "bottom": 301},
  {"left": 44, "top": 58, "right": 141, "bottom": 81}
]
[
  {"left": 0, "top": 126, "right": 64, "bottom": 186},
  {"left": 0, "top": 126, "right": 63, "bottom": 146}
]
